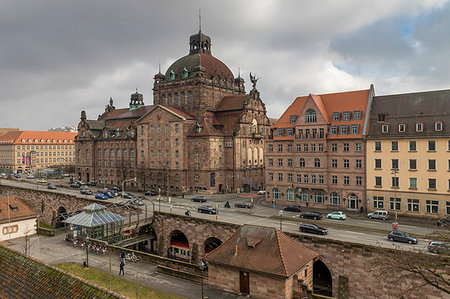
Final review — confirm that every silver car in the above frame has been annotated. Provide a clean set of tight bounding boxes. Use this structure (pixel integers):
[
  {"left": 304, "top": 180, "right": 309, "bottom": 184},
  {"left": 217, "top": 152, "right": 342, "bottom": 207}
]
[{"left": 367, "top": 210, "right": 389, "bottom": 220}]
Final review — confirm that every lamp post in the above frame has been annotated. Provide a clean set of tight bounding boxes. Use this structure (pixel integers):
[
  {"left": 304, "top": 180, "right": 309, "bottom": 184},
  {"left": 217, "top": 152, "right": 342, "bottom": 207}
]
[
  {"left": 391, "top": 169, "right": 399, "bottom": 230},
  {"left": 122, "top": 177, "right": 137, "bottom": 199},
  {"left": 199, "top": 260, "right": 206, "bottom": 299},
  {"left": 279, "top": 210, "right": 283, "bottom": 231},
  {"left": 85, "top": 236, "right": 90, "bottom": 268}
]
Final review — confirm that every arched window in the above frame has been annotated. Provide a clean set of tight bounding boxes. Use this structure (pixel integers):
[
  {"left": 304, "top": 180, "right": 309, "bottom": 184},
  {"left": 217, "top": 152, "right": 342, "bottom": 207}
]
[
  {"left": 188, "top": 91, "right": 193, "bottom": 102},
  {"left": 314, "top": 158, "right": 321, "bottom": 168},
  {"left": 169, "top": 70, "right": 176, "bottom": 81},
  {"left": 314, "top": 191, "right": 324, "bottom": 204},
  {"left": 330, "top": 192, "right": 340, "bottom": 205},
  {"left": 174, "top": 93, "right": 179, "bottom": 104},
  {"left": 300, "top": 190, "right": 308, "bottom": 202},
  {"left": 286, "top": 189, "right": 295, "bottom": 201},
  {"left": 299, "top": 158, "right": 305, "bottom": 167},
  {"left": 116, "top": 149, "right": 121, "bottom": 158},
  {"left": 182, "top": 67, "right": 189, "bottom": 79},
  {"left": 168, "top": 94, "right": 172, "bottom": 105},
  {"left": 305, "top": 109, "right": 317, "bottom": 123},
  {"left": 272, "top": 188, "right": 280, "bottom": 200},
  {"left": 181, "top": 92, "right": 186, "bottom": 103},
  {"left": 161, "top": 94, "right": 166, "bottom": 105}
]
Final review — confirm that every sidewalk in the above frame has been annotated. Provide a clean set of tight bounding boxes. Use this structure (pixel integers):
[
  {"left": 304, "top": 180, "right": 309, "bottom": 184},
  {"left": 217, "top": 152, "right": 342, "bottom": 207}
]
[{"left": 2, "top": 234, "right": 247, "bottom": 299}]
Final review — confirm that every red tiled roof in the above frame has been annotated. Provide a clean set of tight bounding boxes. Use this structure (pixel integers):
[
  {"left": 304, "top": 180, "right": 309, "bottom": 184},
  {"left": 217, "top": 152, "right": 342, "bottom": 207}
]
[
  {"left": 204, "top": 224, "right": 319, "bottom": 278},
  {"left": 0, "top": 197, "right": 36, "bottom": 224},
  {"left": 0, "top": 131, "right": 77, "bottom": 145}
]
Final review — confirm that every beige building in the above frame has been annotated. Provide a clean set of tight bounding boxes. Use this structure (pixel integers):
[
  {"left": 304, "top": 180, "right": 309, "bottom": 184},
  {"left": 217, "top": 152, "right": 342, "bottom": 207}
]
[
  {"left": 0, "top": 131, "right": 77, "bottom": 174},
  {"left": 0, "top": 196, "right": 37, "bottom": 241},
  {"left": 366, "top": 90, "right": 450, "bottom": 217}
]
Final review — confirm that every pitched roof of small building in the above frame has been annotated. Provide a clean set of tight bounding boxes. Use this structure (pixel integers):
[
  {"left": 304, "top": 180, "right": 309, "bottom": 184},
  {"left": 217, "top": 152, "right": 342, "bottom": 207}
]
[
  {"left": 64, "top": 203, "right": 125, "bottom": 228},
  {"left": 0, "top": 197, "right": 37, "bottom": 224},
  {"left": 204, "top": 224, "right": 319, "bottom": 278},
  {"left": 367, "top": 89, "right": 450, "bottom": 138},
  {"left": 0, "top": 244, "right": 122, "bottom": 298}
]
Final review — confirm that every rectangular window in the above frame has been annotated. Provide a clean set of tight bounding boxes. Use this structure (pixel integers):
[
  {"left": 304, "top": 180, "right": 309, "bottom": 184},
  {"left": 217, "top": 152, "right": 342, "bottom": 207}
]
[
  {"left": 303, "top": 144, "right": 308, "bottom": 152},
  {"left": 391, "top": 159, "right": 399, "bottom": 170},
  {"left": 311, "top": 144, "right": 316, "bottom": 152},
  {"left": 381, "top": 124, "right": 389, "bottom": 133},
  {"left": 392, "top": 177, "right": 399, "bottom": 188},
  {"left": 319, "top": 128, "right": 324, "bottom": 138},
  {"left": 287, "top": 128, "right": 294, "bottom": 137},
  {"left": 435, "top": 122, "right": 442, "bottom": 131},
  {"left": 373, "top": 196, "right": 384, "bottom": 209},
  {"left": 375, "top": 142, "right": 381, "bottom": 151},
  {"left": 356, "top": 160, "right": 362, "bottom": 168},
  {"left": 398, "top": 123, "right": 406, "bottom": 132},
  {"left": 319, "top": 175, "right": 324, "bottom": 184},
  {"left": 311, "top": 175, "right": 316, "bottom": 184},
  {"left": 409, "top": 141, "right": 416, "bottom": 151},
  {"left": 409, "top": 178, "right": 417, "bottom": 189},
  {"left": 416, "top": 123, "right": 423, "bottom": 132},
  {"left": 287, "top": 144, "right": 293, "bottom": 152},
  {"left": 296, "top": 144, "right": 301, "bottom": 152},
  {"left": 304, "top": 175, "right": 309, "bottom": 183},
  {"left": 428, "top": 178, "right": 437, "bottom": 189},
  {"left": 343, "top": 159, "right": 349, "bottom": 168},
  {"left": 375, "top": 176, "right": 382, "bottom": 187},
  {"left": 331, "top": 144, "right": 337, "bottom": 152},
  {"left": 290, "top": 115, "right": 298, "bottom": 124},
  {"left": 428, "top": 159, "right": 436, "bottom": 170},
  {"left": 390, "top": 198, "right": 401, "bottom": 210},
  {"left": 355, "top": 143, "right": 362, "bottom": 152},
  {"left": 343, "top": 176, "right": 350, "bottom": 185},
  {"left": 268, "top": 173, "right": 273, "bottom": 181},
  {"left": 340, "top": 125, "right": 348, "bottom": 135},
  {"left": 332, "top": 175, "right": 337, "bottom": 184},
  {"left": 407, "top": 199, "right": 420, "bottom": 212},
  {"left": 330, "top": 126, "right": 338, "bottom": 135},
  {"left": 350, "top": 125, "right": 359, "bottom": 135},
  {"left": 318, "top": 144, "right": 324, "bottom": 152},
  {"left": 277, "top": 128, "right": 284, "bottom": 137},
  {"left": 343, "top": 111, "right": 351, "bottom": 121},
  {"left": 288, "top": 173, "right": 293, "bottom": 182},
  {"left": 391, "top": 141, "right": 398, "bottom": 151},
  {"left": 332, "top": 112, "right": 340, "bottom": 121},
  {"left": 331, "top": 159, "right": 337, "bottom": 168},
  {"left": 287, "top": 158, "right": 293, "bottom": 167},
  {"left": 343, "top": 143, "right": 349, "bottom": 152},
  {"left": 375, "top": 159, "right": 382, "bottom": 169},
  {"left": 426, "top": 200, "right": 439, "bottom": 214},
  {"left": 278, "top": 144, "right": 283, "bottom": 152},
  {"left": 356, "top": 176, "right": 362, "bottom": 185},
  {"left": 409, "top": 159, "right": 417, "bottom": 170},
  {"left": 297, "top": 174, "right": 302, "bottom": 183},
  {"left": 353, "top": 111, "right": 361, "bottom": 120},
  {"left": 278, "top": 159, "right": 283, "bottom": 166},
  {"left": 268, "top": 144, "right": 273, "bottom": 152},
  {"left": 428, "top": 140, "right": 436, "bottom": 151},
  {"left": 268, "top": 159, "right": 273, "bottom": 166}
]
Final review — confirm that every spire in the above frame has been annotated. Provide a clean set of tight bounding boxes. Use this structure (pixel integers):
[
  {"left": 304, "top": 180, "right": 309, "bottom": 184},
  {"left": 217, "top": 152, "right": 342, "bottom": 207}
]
[
  {"left": 199, "top": 9, "right": 202, "bottom": 32},
  {"left": 190, "top": 11, "right": 211, "bottom": 55}
]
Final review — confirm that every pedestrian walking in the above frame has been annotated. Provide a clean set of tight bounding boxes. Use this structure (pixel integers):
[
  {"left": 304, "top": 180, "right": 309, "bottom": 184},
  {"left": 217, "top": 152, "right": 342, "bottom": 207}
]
[
  {"left": 121, "top": 251, "right": 125, "bottom": 263},
  {"left": 118, "top": 260, "right": 125, "bottom": 276}
]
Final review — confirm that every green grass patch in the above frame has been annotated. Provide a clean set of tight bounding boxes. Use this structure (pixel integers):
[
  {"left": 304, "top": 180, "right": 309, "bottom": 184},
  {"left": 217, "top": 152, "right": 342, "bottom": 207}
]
[{"left": 55, "top": 262, "right": 184, "bottom": 299}]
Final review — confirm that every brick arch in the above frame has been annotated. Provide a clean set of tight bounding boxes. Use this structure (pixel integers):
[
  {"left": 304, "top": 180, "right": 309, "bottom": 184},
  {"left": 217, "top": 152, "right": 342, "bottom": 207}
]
[
  {"left": 313, "top": 258, "right": 333, "bottom": 297},
  {"left": 202, "top": 237, "right": 222, "bottom": 256}
]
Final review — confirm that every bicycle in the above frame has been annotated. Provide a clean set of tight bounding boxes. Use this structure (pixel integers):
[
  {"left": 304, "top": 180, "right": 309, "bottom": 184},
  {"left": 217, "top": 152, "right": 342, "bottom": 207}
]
[{"left": 125, "top": 252, "right": 140, "bottom": 262}]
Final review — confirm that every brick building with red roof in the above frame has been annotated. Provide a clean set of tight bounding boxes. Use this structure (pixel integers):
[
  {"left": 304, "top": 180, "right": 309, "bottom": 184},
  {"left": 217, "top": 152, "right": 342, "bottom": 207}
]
[
  {"left": 265, "top": 86, "right": 374, "bottom": 211},
  {"left": 75, "top": 29, "right": 271, "bottom": 193}
]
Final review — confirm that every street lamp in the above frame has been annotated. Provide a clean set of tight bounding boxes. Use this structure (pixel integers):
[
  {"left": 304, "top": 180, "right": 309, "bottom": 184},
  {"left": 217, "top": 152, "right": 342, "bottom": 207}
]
[
  {"left": 122, "top": 177, "right": 137, "bottom": 199},
  {"left": 199, "top": 260, "right": 206, "bottom": 299},
  {"left": 279, "top": 210, "right": 283, "bottom": 230},
  {"left": 391, "top": 169, "right": 399, "bottom": 230},
  {"left": 85, "top": 236, "right": 90, "bottom": 268}
]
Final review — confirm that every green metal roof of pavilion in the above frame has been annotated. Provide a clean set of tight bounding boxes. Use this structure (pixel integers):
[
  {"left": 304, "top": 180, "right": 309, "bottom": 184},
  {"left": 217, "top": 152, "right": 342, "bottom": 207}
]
[{"left": 64, "top": 203, "right": 125, "bottom": 228}]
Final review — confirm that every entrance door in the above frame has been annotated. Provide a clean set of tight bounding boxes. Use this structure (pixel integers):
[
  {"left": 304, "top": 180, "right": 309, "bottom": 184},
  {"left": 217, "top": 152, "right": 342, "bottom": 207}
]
[
  {"left": 240, "top": 271, "right": 250, "bottom": 295},
  {"left": 86, "top": 173, "right": 90, "bottom": 183},
  {"left": 348, "top": 194, "right": 358, "bottom": 210}
]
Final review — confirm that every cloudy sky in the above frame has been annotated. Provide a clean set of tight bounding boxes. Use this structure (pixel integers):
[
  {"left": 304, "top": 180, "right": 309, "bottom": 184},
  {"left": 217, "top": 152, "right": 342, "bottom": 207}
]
[{"left": 1, "top": 0, "right": 449, "bottom": 130}]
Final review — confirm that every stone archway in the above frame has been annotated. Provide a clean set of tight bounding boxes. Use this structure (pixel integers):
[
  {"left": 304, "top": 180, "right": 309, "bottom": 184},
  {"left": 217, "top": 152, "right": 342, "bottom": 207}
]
[
  {"left": 168, "top": 230, "right": 190, "bottom": 262},
  {"left": 313, "top": 259, "right": 333, "bottom": 297},
  {"left": 137, "top": 224, "right": 157, "bottom": 254},
  {"left": 203, "top": 237, "right": 222, "bottom": 256},
  {"left": 55, "top": 206, "right": 67, "bottom": 229}
]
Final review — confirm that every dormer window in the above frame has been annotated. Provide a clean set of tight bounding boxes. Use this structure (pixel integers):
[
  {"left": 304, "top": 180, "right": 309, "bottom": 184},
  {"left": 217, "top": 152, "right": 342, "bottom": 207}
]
[
  {"left": 353, "top": 111, "right": 362, "bottom": 120},
  {"left": 305, "top": 109, "right": 317, "bottom": 123},
  {"left": 343, "top": 111, "right": 351, "bottom": 121},
  {"left": 329, "top": 126, "right": 338, "bottom": 135},
  {"left": 332, "top": 112, "right": 340, "bottom": 121},
  {"left": 169, "top": 70, "right": 176, "bottom": 81},
  {"left": 277, "top": 128, "right": 285, "bottom": 137},
  {"left": 378, "top": 114, "right": 386, "bottom": 122},
  {"left": 398, "top": 124, "right": 406, "bottom": 132},
  {"left": 381, "top": 124, "right": 389, "bottom": 133},
  {"left": 416, "top": 123, "right": 423, "bottom": 132},
  {"left": 340, "top": 125, "right": 348, "bottom": 135},
  {"left": 289, "top": 115, "right": 298, "bottom": 124},
  {"left": 182, "top": 67, "right": 189, "bottom": 79},
  {"left": 435, "top": 121, "right": 443, "bottom": 131}
]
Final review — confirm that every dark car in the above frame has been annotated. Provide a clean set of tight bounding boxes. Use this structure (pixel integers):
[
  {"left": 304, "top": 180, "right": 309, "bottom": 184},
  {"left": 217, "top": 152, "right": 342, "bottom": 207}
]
[
  {"left": 191, "top": 196, "right": 207, "bottom": 203},
  {"left": 144, "top": 190, "right": 157, "bottom": 196},
  {"left": 387, "top": 231, "right": 418, "bottom": 244},
  {"left": 121, "top": 193, "right": 135, "bottom": 199},
  {"left": 299, "top": 212, "right": 322, "bottom": 220},
  {"left": 427, "top": 241, "right": 449, "bottom": 254},
  {"left": 111, "top": 186, "right": 122, "bottom": 192},
  {"left": 69, "top": 183, "right": 80, "bottom": 188},
  {"left": 80, "top": 189, "right": 93, "bottom": 195},
  {"left": 102, "top": 191, "right": 116, "bottom": 198},
  {"left": 300, "top": 223, "right": 327, "bottom": 235},
  {"left": 197, "top": 206, "right": 217, "bottom": 214},
  {"left": 284, "top": 205, "right": 302, "bottom": 212},
  {"left": 86, "top": 181, "right": 97, "bottom": 186},
  {"left": 235, "top": 202, "right": 253, "bottom": 209},
  {"left": 47, "top": 184, "right": 57, "bottom": 190},
  {"left": 129, "top": 198, "right": 144, "bottom": 206}
]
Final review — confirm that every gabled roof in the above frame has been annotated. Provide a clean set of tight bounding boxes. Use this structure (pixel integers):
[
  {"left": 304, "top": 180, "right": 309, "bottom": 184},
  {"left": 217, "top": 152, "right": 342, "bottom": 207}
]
[
  {"left": 64, "top": 204, "right": 125, "bottom": 228},
  {"left": 0, "top": 245, "right": 122, "bottom": 298},
  {"left": 106, "top": 105, "right": 154, "bottom": 121},
  {"left": 204, "top": 225, "right": 319, "bottom": 278},
  {"left": 0, "top": 197, "right": 36, "bottom": 224}
]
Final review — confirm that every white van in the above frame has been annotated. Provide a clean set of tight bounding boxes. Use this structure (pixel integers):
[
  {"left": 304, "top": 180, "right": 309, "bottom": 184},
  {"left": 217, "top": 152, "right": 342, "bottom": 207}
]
[{"left": 367, "top": 210, "right": 389, "bottom": 220}]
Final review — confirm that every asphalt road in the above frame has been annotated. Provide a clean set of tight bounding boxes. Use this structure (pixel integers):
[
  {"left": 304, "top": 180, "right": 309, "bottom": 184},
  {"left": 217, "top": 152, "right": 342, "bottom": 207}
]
[{"left": 1, "top": 177, "right": 443, "bottom": 253}]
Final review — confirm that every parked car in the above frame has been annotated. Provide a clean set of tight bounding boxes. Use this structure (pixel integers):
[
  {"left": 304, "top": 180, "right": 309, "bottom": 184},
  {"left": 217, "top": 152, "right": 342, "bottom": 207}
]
[
  {"left": 387, "top": 231, "right": 418, "bottom": 244},
  {"left": 47, "top": 184, "right": 57, "bottom": 190},
  {"left": 86, "top": 181, "right": 97, "bottom": 186},
  {"left": 76, "top": 181, "right": 86, "bottom": 186},
  {"left": 80, "top": 189, "right": 93, "bottom": 195},
  {"left": 111, "top": 186, "right": 122, "bottom": 192},
  {"left": 122, "top": 193, "right": 135, "bottom": 199},
  {"left": 300, "top": 223, "right": 328, "bottom": 235},
  {"left": 95, "top": 193, "right": 109, "bottom": 200},
  {"left": 198, "top": 206, "right": 217, "bottom": 214},
  {"left": 367, "top": 210, "right": 389, "bottom": 220},
  {"left": 191, "top": 196, "right": 207, "bottom": 203},
  {"left": 257, "top": 190, "right": 266, "bottom": 195},
  {"left": 102, "top": 191, "right": 116, "bottom": 198},
  {"left": 37, "top": 179, "right": 47, "bottom": 184},
  {"left": 299, "top": 212, "right": 323, "bottom": 220},
  {"left": 284, "top": 205, "right": 302, "bottom": 212},
  {"left": 235, "top": 202, "right": 253, "bottom": 209},
  {"left": 327, "top": 211, "right": 347, "bottom": 220},
  {"left": 69, "top": 183, "right": 80, "bottom": 188},
  {"left": 144, "top": 190, "right": 157, "bottom": 196},
  {"left": 26, "top": 174, "right": 35, "bottom": 179},
  {"left": 129, "top": 198, "right": 144, "bottom": 206},
  {"left": 427, "top": 241, "right": 449, "bottom": 254}
]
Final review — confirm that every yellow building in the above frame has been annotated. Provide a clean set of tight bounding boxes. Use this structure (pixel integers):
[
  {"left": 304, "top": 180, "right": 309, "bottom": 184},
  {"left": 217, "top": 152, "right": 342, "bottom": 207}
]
[
  {"left": 0, "top": 131, "right": 77, "bottom": 174},
  {"left": 366, "top": 90, "right": 450, "bottom": 217}
]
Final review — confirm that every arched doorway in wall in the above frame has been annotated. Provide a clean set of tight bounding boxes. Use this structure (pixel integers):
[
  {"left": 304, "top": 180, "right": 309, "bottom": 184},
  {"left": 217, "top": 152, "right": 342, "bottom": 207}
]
[
  {"left": 203, "top": 237, "right": 222, "bottom": 255},
  {"left": 55, "top": 206, "right": 67, "bottom": 229},
  {"left": 347, "top": 193, "right": 359, "bottom": 210},
  {"left": 313, "top": 259, "right": 333, "bottom": 297},
  {"left": 168, "top": 230, "right": 190, "bottom": 262},
  {"left": 137, "top": 224, "right": 157, "bottom": 254}
]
